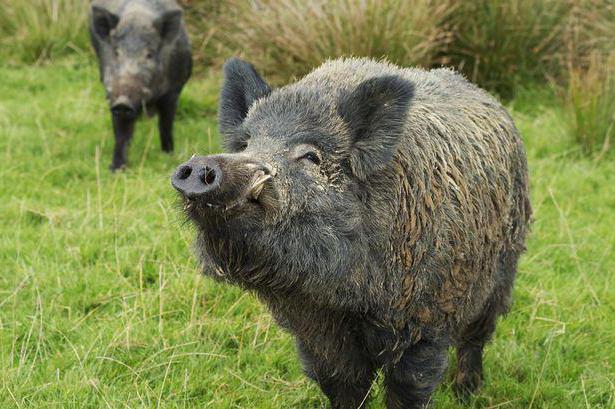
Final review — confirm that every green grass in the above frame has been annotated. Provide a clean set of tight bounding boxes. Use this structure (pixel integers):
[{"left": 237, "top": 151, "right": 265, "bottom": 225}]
[
  {"left": 0, "top": 60, "right": 614, "bottom": 408},
  {"left": 0, "top": 0, "right": 90, "bottom": 64}
]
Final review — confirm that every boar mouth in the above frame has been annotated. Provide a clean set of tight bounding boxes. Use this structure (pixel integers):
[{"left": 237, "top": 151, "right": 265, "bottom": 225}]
[{"left": 182, "top": 171, "right": 273, "bottom": 214}]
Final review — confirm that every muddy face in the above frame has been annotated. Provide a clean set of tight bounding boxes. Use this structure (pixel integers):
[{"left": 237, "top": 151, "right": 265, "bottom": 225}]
[
  {"left": 173, "top": 102, "right": 360, "bottom": 233},
  {"left": 173, "top": 102, "right": 364, "bottom": 288},
  {"left": 91, "top": 4, "right": 182, "bottom": 118}
]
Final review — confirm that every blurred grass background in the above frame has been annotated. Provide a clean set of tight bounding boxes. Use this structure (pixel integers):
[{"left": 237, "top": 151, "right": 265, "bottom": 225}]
[
  {"left": 1, "top": 0, "right": 613, "bottom": 154},
  {"left": 0, "top": 1, "right": 614, "bottom": 407}
]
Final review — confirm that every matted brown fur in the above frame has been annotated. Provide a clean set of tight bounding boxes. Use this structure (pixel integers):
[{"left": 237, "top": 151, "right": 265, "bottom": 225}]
[{"left": 295, "top": 58, "right": 531, "bottom": 337}]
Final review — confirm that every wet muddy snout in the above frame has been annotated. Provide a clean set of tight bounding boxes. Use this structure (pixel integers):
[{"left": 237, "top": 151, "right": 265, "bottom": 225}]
[
  {"left": 110, "top": 95, "right": 139, "bottom": 119},
  {"left": 171, "top": 155, "right": 274, "bottom": 205}
]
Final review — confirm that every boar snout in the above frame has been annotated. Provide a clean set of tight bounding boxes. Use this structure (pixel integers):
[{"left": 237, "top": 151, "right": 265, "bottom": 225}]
[
  {"left": 110, "top": 96, "right": 138, "bottom": 119},
  {"left": 172, "top": 156, "right": 222, "bottom": 200},
  {"left": 172, "top": 155, "right": 274, "bottom": 208}
]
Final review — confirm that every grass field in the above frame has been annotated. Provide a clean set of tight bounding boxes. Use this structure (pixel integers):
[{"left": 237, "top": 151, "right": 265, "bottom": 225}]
[{"left": 1, "top": 58, "right": 614, "bottom": 408}]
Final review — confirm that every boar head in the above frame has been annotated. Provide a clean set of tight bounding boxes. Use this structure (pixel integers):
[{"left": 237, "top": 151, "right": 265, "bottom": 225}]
[
  {"left": 173, "top": 59, "right": 413, "bottom": 304},
  {"left": 91, "top": 3, "right": 183, "bottom": 118}
]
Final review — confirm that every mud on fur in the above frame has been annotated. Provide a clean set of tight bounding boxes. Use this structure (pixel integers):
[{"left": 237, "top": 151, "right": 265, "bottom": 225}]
[{"left": 171, "top": 57, "right": 532, "bottom": 409}]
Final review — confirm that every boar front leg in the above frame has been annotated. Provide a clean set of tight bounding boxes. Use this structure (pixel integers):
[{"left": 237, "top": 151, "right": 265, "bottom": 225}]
[
  {"left": 157, "top": 91, "right": 179, "bottom": 153},
  {"left": 297, "top": 341, "right": 375, "bottom": 409},
  {"left": 384, "top": 338, "right": 449, "bottom": 409},
  {"left": 110, "top": 114, "right": 135, "bottom": 171}
]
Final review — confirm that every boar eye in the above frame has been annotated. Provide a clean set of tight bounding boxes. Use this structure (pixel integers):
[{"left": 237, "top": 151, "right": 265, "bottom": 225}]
[{"left": 300, "top": 152, "right": 321, "bottom": 166}]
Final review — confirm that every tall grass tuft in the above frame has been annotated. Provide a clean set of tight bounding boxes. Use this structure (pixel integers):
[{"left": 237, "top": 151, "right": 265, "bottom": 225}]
[
  {"left": 214, "top": 0, "right": 455, "bottom": 83},
  {"left": 565, "top": 52, "right": 615, "bottom": 157},
  {"left": 0, "top": 0, "right": 89, "bottom": 63},
  {"left": 448, "top": 0, "right": 570, "bottom": 98},
  {"left": 562, "top": 0, "right": 615, "bottom": 70},
  {"left": 178, "top": 0, "right": 224, "bottom": 68},
  {"left": 560, "top": 1, "right": 615, "bottom": 156}
]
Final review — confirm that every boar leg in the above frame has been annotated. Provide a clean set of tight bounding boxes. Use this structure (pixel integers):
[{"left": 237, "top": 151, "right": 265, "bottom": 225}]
[
  {"left": 452, "top": 305, "right": 496, "bottom": 401},
  {"left": 454, "top": 250, "right": 517, "bottom": 401},
  {"left": 157, "top": 91, "right": 179, "bottom": 153},
  {"left": 110, "top": 114, "right": 135, "bottom": 171},
  {"left": 384, "top": 338, "right": 449, "bottom": 409},
  {"left": 297, "top": 341, "right": 375, "bottom": 409}
]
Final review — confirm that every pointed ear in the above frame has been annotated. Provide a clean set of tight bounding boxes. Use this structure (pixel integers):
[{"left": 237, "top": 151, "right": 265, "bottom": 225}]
[
  {"left": 156, "top": 9, "right": 182, "bottom": 41},
  {"left": 218, "top": 58, "right": 272, "bottom": 150},
  {"left": 91, "top": 6, "right": 119, "bottom": 39},
  {"left": 338, "top": 76, "right": 414, "bottom": 181}
]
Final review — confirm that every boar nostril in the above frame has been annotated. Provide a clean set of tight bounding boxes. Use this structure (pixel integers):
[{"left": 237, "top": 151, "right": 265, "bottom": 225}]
[
  {"left": 111, "top": 103, "right": 137, "bottom": 118},
  {"left": 177, "top": 165, "right": 192, "bottom": 180},
  {"left": 201, "top": 167, "right": 216, "bottom": 185}
]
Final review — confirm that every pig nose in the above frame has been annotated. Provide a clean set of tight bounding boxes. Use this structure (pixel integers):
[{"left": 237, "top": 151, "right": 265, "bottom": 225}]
[
  {"left": 111, "top": 104, "right": 137, "bottom": 118},
  {"left": 111, "top": 97, "right": 137, "bottom": 118},
  {"left": 171, "top": 157, "right": 221, "bottom": 199}
]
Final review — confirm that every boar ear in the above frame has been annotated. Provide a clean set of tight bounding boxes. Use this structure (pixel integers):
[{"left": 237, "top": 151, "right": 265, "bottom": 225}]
[
  {"left": 91, "top": 6, "right": 119, "bottom": 39},
  {"left": 156, "top": 9, "right": 182, "bottom": 41},
  {"left": 338, "top": 76, "right": 413, "bottom": 181},
  {"left": 218, "top": 58, "right": 272, "bottom": 148}
]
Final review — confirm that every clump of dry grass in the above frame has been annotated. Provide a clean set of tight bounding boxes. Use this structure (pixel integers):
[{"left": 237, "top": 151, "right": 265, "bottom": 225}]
[
  {"left": 563, "top": 0, "right": 615, "bottom": 66},
  {"left": 447, "top": 0, "right": 570, "bottom": 98},
  {"left": 0, "top": 0, "right": 89, "bottom": 63},
  {"left": 214, "top": 0, "right": 455, "bottom": 83},
  {"left": 566, "top": 52, "right": 615, "bottom": 156},
  {"left": 560, "top": 1, "right": 615, "bottom": 156},
  {"left": 178, "top": 0, "right": 224, "bottom": 68}
]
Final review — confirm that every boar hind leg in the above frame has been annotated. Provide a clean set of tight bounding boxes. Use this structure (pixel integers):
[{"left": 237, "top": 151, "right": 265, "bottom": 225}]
[
  {"left": 297, "top": 341, "right": 375, "bottom": 409},
  {"left": 157, "top": 92, "right": 179, "bottom": 153},
  {"left": 453, "top": 297, "right": 499, "bottom": 401},
  {"left": 384, "top": 338, "right": 449, "bottom": 409},
  {"left": 111, "top": 115, "right": 135, "bottom": 171},
  {"left": 454, "top": 250, "right": 517, "bottom": 401}
]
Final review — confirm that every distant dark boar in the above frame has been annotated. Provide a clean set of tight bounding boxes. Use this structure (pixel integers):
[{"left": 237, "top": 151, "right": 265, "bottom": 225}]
[
  {"left": 90, "top": 0, "right": 192, "bottom": 171},
  {"left": 171, "top": 58, "right": 531, "bottom": 408}
]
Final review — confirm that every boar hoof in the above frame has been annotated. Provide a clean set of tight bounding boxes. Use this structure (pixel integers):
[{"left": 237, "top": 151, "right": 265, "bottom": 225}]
[
  {"left": 452, "top": 374, "right": 482, "bottom": 403},
  {"left": 109, "top": 163, "right": 127, "bottom": 172}
]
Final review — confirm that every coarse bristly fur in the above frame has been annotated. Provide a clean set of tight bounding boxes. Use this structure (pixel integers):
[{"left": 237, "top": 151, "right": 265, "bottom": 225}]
[{"left": 176, "top": 57, "right": 532, "bottom": 409}]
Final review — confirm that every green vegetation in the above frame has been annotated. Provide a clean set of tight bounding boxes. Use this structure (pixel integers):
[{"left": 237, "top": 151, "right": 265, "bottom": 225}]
[
  {"left": 447, "top": 0, "right": 569, "bottom": 97},
  {"left": 1, "top": 59, "right": 614, "bottom": 408},
  {"left": 0, "top": 0, "right": 89, "bottom": 64},
  {"left": 2, "top": 0, "right": 613, "bottom": 154},
  {"left": 214, "top": 0, "right": 454, "bottom": 83},
  {"left": 0, "top": 0, "right": 613, "bottom": 406},
  {"left": 565, "top": 52, "right": 615, "bottom": 157}
]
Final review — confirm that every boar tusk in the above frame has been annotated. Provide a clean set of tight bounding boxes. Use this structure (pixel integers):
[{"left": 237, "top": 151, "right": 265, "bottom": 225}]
[{"left": 249, "top": 173, "right": 272, "bottom": 200}]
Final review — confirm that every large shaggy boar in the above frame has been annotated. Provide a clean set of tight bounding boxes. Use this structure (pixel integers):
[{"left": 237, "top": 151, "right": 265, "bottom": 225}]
[
  {"left": 172, "top": 58, "right": 531, "bottom": 408},
  {"left": 90, "top": 0, "right": 192, "bottom": 170}
]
